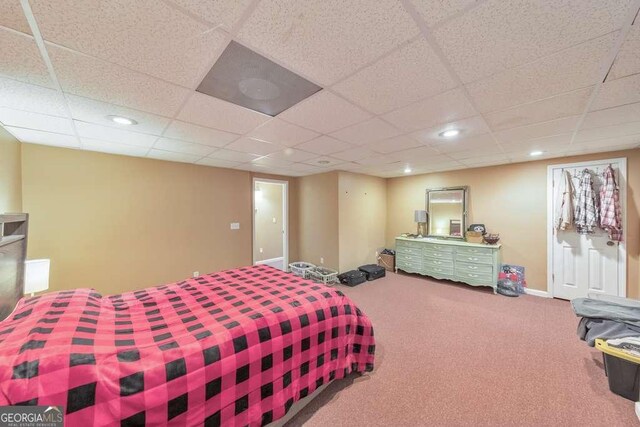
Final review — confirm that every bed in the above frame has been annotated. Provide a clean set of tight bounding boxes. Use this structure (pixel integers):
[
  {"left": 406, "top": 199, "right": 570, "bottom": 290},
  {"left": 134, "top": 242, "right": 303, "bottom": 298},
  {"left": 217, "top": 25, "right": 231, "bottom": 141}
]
[{"left": 0, "top": 257, "right": 375, "bottom": 426}]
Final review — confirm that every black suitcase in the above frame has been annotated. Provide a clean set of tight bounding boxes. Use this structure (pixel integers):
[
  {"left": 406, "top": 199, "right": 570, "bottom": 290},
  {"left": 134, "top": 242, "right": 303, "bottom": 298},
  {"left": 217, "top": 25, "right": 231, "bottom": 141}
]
[
  {"left": 338, "top": 270, "right": 367, "bottom": 286},
  {"left": 358, "top": 264, "right": 386, "bottom": 281}
]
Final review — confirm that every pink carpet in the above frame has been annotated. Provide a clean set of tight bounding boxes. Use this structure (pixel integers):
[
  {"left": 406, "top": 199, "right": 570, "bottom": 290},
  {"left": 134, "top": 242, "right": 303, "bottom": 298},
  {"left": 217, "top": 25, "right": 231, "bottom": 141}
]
[{"left": 286, "top": 272, "right": 637, "bottom": 426}]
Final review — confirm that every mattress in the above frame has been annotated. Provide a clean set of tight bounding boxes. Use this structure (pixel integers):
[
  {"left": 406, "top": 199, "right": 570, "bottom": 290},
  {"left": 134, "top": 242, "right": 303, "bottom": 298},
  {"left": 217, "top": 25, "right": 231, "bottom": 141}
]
[{"left": 0, "top": 265, "right": 375, "bottom": 426}]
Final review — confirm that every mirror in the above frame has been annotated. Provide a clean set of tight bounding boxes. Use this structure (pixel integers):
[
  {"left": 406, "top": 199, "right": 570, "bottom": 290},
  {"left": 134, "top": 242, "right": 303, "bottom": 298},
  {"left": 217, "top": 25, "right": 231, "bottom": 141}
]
[{"left": 425, "top": 186, "right": 467, "bottom": 239}]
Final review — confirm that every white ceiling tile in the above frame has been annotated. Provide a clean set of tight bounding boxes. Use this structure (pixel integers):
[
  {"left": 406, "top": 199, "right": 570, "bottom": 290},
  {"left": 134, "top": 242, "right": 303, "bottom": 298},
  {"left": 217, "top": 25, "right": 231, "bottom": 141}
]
[
  {"left": 494, "top": 116, "right": 581, "bottom": 145},
  {"left": 67, "top": 95, "right": 170, "bottom": 136},
  {"left": 484, "top": 87, "right": 592, "bottom": 131},
  {"left": 609, "top": 23, "right": 640, "bottom": 80},
  {"left": 206, "top": 148, "right": 261, "bottom": 163},
  {"left": 582, "top": 103, "right": 640, "bottom": 130},
  {"left": 288, "top": 162, "right": 326, "bottom": 174},
  {"left": 81, "top": 138, "right": 149, "bottom": 157},
  {"left": 0, "top": 76, "right": 67, "bottom": 116},
  {"left": 0, "top": 27, "right": 52, "bottom": 87},
  {"left": 237, "top": 0, "right": 419, "bottom": 85},
  {"left": 433, "top": 0, "right": 633, "bottom": 83},
  {"left": 163, "top": 120, "right": 237, "bottom": 147},
  {"left": 147, "top": 149, "right": 201, "bottom": 163},
  {"left": 411, "top": 116, "right": 490, "bottom": 145},
  {"left": 251, "top": 156, "right": 293, "bottom": 168},
  {"left": 166, "top": 0, "right": 254, "bottom": 30},
  {"left": 224, "top": 136, "right": 281, "bottom": 155},
  {"left": 48, "top": 44, "right": 190, "bottom": 117},
  {"left": 502, "top": 133, "right": 573, "bottom": 154},
  {"left": 278, "top": 91, "right": 371, "bottom": 134},
  {"left": 459, "top": 153, "right": 511, "bottom": 168},
  {"left": 355, "top": 154, "right": 399, "bottom": 166},
  {"left": 0, "top": 1, "right": 31, "bottom": 34},
  {"left": 268, "top": 148, "right": 317, "bottom": 163},
  {"left": 195, "top": 157, "right": 242, "bottom": 169},
  {"left": 32, "top": 0, "right": 229, "bottom": 88},
  {"left": 154, "top": 137, "right": 216, "bottom": 156},
  {"left": 295, "top": 135, "right": 354, "bottom": 155},
  {"left": 74, "top": 121, "right": 158, "bottom": 148},
  {"left": 429, "top": 133, "right": 498, "bottom": 157},
  {"left": 330, "top": 118, "right": 401, "bottom": 145},
  {"left": 366, "top": 135, "right": 424, "bottom": 154},
  {"left": 574, "top": 122, "right": 640, "bottom": 143},
  {"left": 383, "top": 88, "right": 476, "bottom": 132},
  {"left": 409, "top": 0, "right": 476, "bottom": 27},
  {"left": 303, "top": 156, "right": 346, "bottom": 169},
  {"left": 247, "top": 118, "right": 319, "bottom": 146},
  {"left": 571, "top": 134, "right": 640, "bottom": 150},
  {"left": 591, "top": 73, "right": 640, "bottom": 111},
  {"left": 388, "top": 146, "right": 443, "bottom": 163},
  {"left": 466, "top": 33, "right": 616, "bottom": 113},
  {"left": 331, "top": 146, "right": 377, "bottom": 162},
  {"left": 332, "top": 38, "right": 456, "bottom": 114},
  {"left": 6, "top": 126, "right": 79, "bottom": 148},
  {"left": 0, "top": 107, "right": 73, "bottom": 135},
  {"left": 177, "top": 92, "right": 270, "bottom": 134}
]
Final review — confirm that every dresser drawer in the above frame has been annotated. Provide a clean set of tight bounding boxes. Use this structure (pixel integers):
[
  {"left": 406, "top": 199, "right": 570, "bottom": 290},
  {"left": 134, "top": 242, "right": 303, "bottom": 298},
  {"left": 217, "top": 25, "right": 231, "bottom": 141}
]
[
  {"left": 396, "top": 246, "right": 422, "bottom": 257},
  {"left": 455, "top": 271, "right": 494, "bottom": 285},
  {"left": 424, "top": 265, "right": 454, "bottom": 277},
  {"left": 456, "top": 246, "right": 494, "bottom": 256},
  {"left": 455, "top": 262, "right": 493, "bottom": 275},
  {"left": 455, "top": 252, "right": 494, "bottom": 265},
  {"left": 424, "top": 257, "right": 454, "bottom": 269},
  {"left": 396, "top": 240, "right": 423, "bottom": 249},
  {"left": 424, "top": 249, "right": 455, "bottom": 262},
  {"left": 423, "top": 242, "right": 454, "bottom": 254}
]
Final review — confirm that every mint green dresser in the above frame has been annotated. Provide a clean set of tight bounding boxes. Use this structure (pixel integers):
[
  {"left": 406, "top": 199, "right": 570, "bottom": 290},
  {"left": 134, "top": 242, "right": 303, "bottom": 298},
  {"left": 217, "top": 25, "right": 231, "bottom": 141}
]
[{"left": 395, "top": 237, "right": 502, "bottom": 293}]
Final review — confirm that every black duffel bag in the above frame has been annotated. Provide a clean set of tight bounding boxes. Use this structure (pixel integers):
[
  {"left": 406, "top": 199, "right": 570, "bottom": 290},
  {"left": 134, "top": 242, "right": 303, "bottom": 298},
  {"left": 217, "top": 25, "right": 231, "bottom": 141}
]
[{"left": 358, "top": 264, "right": 386, "bottom": 281}]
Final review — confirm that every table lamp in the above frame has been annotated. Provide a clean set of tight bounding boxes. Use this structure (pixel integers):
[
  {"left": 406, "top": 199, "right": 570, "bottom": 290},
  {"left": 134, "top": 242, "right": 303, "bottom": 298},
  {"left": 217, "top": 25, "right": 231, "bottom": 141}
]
[
  {"left": 24, "top": 259, "right": 50, "bottom": 296},
  {"left": 414, "top": 210, "right": 427, "bottom": 237}
]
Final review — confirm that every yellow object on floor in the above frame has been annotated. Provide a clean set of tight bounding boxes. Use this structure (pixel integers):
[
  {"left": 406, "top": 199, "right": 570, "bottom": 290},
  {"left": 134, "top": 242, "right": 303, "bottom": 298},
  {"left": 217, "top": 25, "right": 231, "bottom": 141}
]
[{"left": 595, "top": 338, "right": 640, "bottom": 364}]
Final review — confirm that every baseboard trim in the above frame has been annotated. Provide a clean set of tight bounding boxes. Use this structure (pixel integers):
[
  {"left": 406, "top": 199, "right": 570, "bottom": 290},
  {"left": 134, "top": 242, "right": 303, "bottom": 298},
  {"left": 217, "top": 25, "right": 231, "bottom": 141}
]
[
  {"left": 635, "top": 401, "right": 640, "bottom": 422},
  {"left": 524, "top": 288, "right": 551, "bottom": 298},
  {"left": 255, "top": 257, "right": 284, "bottom": 265}
]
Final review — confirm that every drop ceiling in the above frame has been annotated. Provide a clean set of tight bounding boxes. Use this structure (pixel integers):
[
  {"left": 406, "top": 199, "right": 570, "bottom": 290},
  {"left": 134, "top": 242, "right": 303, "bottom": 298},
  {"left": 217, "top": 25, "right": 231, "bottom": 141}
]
[{"left": 0, "top": 0, "right": 639, "bottom": 178}]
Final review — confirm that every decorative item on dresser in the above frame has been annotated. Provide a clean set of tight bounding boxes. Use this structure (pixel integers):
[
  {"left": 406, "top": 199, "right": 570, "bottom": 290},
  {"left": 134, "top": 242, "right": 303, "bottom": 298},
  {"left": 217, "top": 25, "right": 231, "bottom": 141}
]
[{"left": 395, "top": 237, "right": 502, "bottom": 293}]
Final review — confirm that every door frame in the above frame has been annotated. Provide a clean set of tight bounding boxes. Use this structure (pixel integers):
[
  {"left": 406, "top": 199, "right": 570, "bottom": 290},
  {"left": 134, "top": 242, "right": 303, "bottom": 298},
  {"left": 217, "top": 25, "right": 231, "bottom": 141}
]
[
  {"left": 252, "top": 177, "right": 288, "bottom": 269},
  {"left": 546, "top": 157, "right": 627, "bottom": 298}
]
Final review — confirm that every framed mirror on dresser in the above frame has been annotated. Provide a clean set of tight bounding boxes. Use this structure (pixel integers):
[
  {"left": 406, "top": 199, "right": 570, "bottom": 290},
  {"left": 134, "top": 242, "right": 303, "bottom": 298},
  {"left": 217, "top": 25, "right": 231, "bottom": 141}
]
[{"left": 425, "top": 186, "right": 467, "bottom": 239}]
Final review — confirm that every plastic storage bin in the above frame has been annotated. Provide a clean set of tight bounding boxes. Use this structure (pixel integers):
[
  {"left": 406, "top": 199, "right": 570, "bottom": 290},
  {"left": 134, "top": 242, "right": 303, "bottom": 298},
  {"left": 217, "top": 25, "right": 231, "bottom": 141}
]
[
  {"left": 596, "top": 338, "right": 640, "bottom": 401},
  {"left": 289, "top": 262, "right": 316, "bottom": 279},
  {"left": 308, "top": 267, "right": 339, "bottom": 286}
]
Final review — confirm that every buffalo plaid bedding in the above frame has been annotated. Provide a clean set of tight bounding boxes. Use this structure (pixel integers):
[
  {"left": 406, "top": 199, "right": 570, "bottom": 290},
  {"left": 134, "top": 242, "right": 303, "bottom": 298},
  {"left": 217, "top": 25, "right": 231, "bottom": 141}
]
[{"left": 0, "top": 265, "right": 375, "bottom": 426}]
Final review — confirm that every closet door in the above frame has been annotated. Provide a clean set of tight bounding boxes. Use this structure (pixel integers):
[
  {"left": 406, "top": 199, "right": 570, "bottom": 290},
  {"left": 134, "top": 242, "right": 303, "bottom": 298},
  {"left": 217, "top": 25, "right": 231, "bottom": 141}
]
[{"left": 549, "top": 158, "right": 626, "bottom": 300}]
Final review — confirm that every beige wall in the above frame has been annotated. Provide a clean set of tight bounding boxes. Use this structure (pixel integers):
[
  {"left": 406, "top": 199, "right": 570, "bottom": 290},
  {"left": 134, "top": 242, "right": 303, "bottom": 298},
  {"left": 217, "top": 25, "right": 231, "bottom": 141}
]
[
  {"left": 297, "top": 172, "right": 339, "bottom": 269},
  {"left": 387, "top": 148, "right": 640, "bottom": 298},
  {"left": 21, "top": 144, "right": 298, "bottom": 295},
  {"left": 338, "top": 172, "right": 387, "bottom": 272},
  {"left": 254, "top": 182, "right": 284, "bottom": 262},
  {"left": 0, "top": 127, "right": 22, "bottom": 213}
]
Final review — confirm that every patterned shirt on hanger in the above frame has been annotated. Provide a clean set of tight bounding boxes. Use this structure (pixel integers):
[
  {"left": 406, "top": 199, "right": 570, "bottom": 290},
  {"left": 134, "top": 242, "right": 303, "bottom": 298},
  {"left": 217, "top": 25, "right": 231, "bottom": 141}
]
[{"left": 575, "top": 169, "right": 599, "bottom": 234}]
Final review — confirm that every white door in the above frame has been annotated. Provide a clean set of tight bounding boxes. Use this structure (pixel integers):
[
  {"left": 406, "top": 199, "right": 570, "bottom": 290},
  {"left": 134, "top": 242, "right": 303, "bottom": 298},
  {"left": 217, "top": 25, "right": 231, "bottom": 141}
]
[
  {"left": 253, "top": 179, "right": 288, "bottom": 271},
  {"left": 549, "top": 158, "right": 626, "bottom": 300}
]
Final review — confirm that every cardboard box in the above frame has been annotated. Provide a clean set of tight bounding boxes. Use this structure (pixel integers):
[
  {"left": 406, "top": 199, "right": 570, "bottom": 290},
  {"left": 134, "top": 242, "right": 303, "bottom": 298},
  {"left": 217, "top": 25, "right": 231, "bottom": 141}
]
[
  {"left": 466, "top": 231, "right": 484, "bottom": 244},
  {"left": 378, "top": 253, "right": 395, "bottom": 272}
]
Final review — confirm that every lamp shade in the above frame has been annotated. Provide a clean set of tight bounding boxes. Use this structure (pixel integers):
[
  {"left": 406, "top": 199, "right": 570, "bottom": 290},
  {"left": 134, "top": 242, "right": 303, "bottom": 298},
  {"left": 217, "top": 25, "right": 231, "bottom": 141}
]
[
  {"left": 414, "top": 210, "right": 427, "bottom": 223},
  {"left": 24, "top": 259, "right": 50, "bottom": 295}
]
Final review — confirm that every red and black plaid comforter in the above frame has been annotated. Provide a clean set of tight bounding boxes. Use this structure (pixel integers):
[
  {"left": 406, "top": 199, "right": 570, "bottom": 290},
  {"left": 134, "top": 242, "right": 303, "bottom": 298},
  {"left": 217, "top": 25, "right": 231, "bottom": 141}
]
[{"left": 0, "top": 265, "right": 375, "bottom": 426}]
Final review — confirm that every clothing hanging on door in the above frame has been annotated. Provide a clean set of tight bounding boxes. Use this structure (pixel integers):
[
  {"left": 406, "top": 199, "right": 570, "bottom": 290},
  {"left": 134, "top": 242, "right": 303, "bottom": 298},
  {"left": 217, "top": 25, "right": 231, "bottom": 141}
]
[
  {"left": 575, "top": 169, "right": 599, "bottom": 234},
  {"left": 600, "top": 165, "right": 623, "bottom": 241},
  {"left": 554, "top": 170, "right": 574, "bottom": 230}
]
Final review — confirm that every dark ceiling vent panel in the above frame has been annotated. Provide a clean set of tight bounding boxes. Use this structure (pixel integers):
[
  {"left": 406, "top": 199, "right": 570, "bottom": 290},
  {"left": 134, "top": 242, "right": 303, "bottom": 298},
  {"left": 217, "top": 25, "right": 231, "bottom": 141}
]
[{"left": 197, "top": 41, "right": 322, "bottom": 117}]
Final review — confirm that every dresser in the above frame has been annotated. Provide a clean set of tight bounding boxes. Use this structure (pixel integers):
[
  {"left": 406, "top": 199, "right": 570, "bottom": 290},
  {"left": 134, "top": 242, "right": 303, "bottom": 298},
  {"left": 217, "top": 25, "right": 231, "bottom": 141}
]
[{"left": 395, "top": 237, "right": 502, "bottom": 293}]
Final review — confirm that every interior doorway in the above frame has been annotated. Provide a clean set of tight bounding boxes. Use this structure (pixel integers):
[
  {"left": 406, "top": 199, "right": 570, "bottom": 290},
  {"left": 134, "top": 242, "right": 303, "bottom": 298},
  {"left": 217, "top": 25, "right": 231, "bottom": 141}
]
[
  {"left": 547, "top": 157, "right": 627, "bottom": 300},
  {"left": 253, "top": 178, "right": 288, "bottom": 271}
]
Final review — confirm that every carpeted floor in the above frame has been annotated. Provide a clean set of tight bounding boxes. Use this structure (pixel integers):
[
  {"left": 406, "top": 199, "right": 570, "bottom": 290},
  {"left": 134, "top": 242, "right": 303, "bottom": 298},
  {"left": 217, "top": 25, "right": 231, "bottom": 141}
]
[{"left": 286, "top": 272, "right": 638, "bottom": 426}]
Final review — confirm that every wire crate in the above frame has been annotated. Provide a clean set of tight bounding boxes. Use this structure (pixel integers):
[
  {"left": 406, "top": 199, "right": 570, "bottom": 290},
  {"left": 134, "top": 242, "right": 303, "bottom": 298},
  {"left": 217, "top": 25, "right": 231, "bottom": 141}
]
[
  {"left": 289, "top": 262, "right": 316, "bottom": 279},
  {"left": 308, "top": 267, "right": 339, "bottom": 286}
]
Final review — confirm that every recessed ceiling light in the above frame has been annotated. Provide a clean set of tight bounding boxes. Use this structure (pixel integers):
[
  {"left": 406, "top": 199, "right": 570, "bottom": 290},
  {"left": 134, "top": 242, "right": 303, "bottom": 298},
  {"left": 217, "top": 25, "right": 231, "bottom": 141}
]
[
  {"left": 439, "top": 129, "right": 460, "bottom": 138},
  {"left": 530, "top": 150, "right": 544, "bottom": 157},
  {"left": 107, "top": 115, "right": 137, "bottom": 125},
  {"left": 404, "top": 166, "right": 412, "bottom": 174}
]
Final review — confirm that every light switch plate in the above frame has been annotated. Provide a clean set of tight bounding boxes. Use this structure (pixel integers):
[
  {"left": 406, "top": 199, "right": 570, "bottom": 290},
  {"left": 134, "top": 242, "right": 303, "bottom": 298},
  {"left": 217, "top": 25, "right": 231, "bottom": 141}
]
[{"left": 230, "top": 222, "right": 240, "bottom": 230}]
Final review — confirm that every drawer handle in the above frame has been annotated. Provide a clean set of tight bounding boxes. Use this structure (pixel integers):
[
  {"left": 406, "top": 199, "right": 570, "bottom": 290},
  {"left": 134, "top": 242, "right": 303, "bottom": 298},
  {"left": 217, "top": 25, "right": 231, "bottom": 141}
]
[
  {"left": 467, "top": 266, "right": 478, "bottom": 270},
  {"left": 467, "top": 273, "right": 479, "bottom": 278}
]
